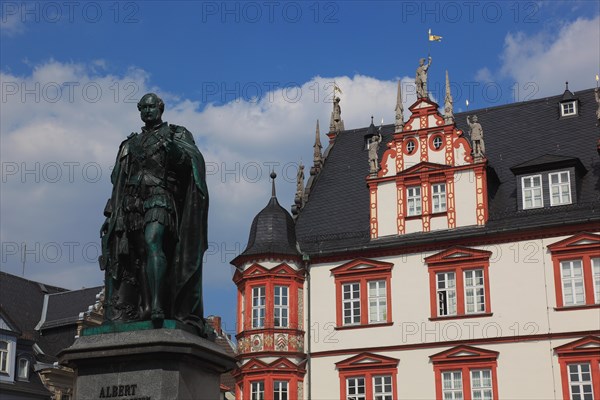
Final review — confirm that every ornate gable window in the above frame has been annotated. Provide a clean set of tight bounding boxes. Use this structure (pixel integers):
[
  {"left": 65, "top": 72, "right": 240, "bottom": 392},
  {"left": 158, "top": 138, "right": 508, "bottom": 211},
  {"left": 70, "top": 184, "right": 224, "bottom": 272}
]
[
  {"left": 548, "top": 233, "right": 600, "bottom": 309},
  {"left": 430, "top": 345, "right": 499, "bottom": 400},
  {"left": 331, "top": 259, "right": 394, "bottom": 328},
  {"left": 336, "top": 353, "right": 399, "bottom": 400},
  {"left": 425, "top": 247, "right": 493, "bottom": 320},
  {"left": 554, "top": 336, "right": 600, "bottom": 400}
]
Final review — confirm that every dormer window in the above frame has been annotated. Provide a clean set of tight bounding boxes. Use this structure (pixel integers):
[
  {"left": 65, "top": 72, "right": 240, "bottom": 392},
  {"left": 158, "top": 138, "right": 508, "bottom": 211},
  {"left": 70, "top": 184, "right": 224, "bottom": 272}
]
[
  {"left": 17, "top": 357, "right": 29, "bottom": 380},
  {"left": 561, "top": 101, "right": 577, "bottom": 117},
  {"left": 521, "top": 175, "right": 543, "bottom": 209},
  {"left": 549, "top": 171, "right": 572, "bottom": 206},
  {"left": 0, "top": 341, "right": 9, "bottom": 374}
]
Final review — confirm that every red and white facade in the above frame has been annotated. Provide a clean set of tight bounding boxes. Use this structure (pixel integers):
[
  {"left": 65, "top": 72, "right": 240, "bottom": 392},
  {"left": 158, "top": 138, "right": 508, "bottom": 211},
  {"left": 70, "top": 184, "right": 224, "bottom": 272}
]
[{"left": 233, "top": 89, "right": 600, "bottom": 399}]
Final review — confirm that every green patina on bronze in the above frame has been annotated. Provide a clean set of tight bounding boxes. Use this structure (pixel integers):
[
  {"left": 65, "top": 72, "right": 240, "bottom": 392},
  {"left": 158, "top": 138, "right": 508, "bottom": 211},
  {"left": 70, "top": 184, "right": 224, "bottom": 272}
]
[
  {"left": 82, "top": 319, "right": 196, "bottom": 336},
  {"left": 98, "top": 93, "right": 210, "bottom": 337}
]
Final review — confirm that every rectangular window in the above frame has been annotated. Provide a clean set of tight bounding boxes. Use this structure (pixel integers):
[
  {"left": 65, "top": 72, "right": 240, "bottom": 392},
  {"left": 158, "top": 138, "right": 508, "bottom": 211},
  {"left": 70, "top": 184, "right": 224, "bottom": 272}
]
[
  {"left": 561, "top": 260, "right": 585, "bottom": 306},
  {"left": 252, "top": 286, "right": 266, "bottom": 328},
  {"left": 343, "top": 283, "right": 361, "bottom": 325},
  {"left": 346, "top": 377, "right": 366, "bottom": 400},
  {"left": 432, "top": 183, "right": 447, "bottom": 213},
  {"left": 522, "top": 175, "right": 543, "bottom": 209},
  {"left": 251, "top": 381, "right": 264, "bottom": 400},
  {"left": 373, "top": 375, "right": 393, "bottom": 400},
  {"left": 407, "top": 186, "right": 422, "bottom": 216},
  {"left": 464, "top": 269, "right": 486, "bottom": 314},
  {"left": 437, "top": 272, "right": 457, "bottom": 317},
  {"left": 442, "top": 371, "right": 463, "bottom": 399},
  {"left": 273, "top": 380, "right": 288, "bottom": 400},
  {"left": 0, "top": 342, "right": 8, "bottom": 374},
  {"left": 562, "top": 102, "right": 576, "bottom": 116},
  {"left": 549, "top": 171, "right": 572, "bottom": 206},
  {"left": 593, "top": 258, "right": 600, "bottom": 304},
  {"left": 568, "top": 363, "right": 594, "bottom": 400},
  {"left": 274, "top": 286, "right": 289, "bottom": 327},
  {"left": 471, "top": 369, "right": 493, "bottom": 400},
  {"left": 368, "top": 280, "right": 387, "bottom": 323}
]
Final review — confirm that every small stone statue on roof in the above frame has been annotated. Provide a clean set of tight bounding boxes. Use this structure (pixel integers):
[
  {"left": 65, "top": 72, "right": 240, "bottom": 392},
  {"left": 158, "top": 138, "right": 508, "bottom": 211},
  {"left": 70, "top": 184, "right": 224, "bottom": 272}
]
[
  {"left": 415, "top": 56, "right": 432, "bottom": 98},
  {"left": 368, "top": 131, "right": 382, "bottom": 175},
  {"left": 467, "top": 115, "right": 485, "bottom": 161}
]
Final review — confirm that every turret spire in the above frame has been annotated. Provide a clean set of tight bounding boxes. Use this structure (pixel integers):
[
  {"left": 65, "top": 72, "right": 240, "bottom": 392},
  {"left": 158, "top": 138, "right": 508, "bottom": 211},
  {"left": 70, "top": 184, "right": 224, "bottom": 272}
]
[
  {"left": 395, "top": 80, "right": 405, "bottom": 133},
  {"left": 312, "top": 119, "right": 323, "bottom": 175},
  {"left": 270, "top": 171, "right": 277, "bottom": 198},
  {"left": 444, "top": 70, "right": 454, "bottom": 124}
]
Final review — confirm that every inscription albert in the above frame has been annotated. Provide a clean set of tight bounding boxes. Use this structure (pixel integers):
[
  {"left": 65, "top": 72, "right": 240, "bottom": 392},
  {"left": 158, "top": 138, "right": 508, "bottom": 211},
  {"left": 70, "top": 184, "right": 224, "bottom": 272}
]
[{"left": 98, "top": 384, "right": 149, "bottom": 399}]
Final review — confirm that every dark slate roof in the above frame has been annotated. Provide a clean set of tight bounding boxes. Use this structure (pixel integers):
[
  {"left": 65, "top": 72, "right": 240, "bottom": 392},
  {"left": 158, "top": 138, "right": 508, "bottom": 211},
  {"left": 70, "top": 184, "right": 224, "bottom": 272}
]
[
  {"left": 239, "top": 184, "right": 300, "bottom": 259},
  {"left": 296, "top": 88, "right": 600, "bottom": 255},
  {"left": 0, "top": 272, "right": 66, "bottom": 339},
  {"left": 42, "top": 286, "right": 102, "bottom": 329}
]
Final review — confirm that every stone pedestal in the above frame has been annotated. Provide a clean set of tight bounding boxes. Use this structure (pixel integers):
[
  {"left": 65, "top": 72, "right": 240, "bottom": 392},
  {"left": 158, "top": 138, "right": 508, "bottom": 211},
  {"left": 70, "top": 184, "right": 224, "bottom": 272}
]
[{"left": 59, "top": 322, "right": 236, "bottom": 400}]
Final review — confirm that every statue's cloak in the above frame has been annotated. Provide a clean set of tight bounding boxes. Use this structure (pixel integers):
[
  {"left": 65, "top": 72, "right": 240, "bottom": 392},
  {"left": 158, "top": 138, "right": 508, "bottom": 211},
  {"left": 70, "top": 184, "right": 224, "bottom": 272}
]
[{"left": 101, "top": 123, "right": 208, "bottom": 328}]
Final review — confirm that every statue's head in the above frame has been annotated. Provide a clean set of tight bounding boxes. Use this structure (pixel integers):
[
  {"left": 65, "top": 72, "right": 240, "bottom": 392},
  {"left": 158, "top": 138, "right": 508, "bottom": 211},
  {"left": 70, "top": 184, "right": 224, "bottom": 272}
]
[
  {"left": 419, "top": 58, "right": 425, "bottom": 65},
  {"left": 137, "top": 93, "right": 164, "bottom": 125},
  {"left": 472, "top": 115, "right": 478, "bottom": 122}
]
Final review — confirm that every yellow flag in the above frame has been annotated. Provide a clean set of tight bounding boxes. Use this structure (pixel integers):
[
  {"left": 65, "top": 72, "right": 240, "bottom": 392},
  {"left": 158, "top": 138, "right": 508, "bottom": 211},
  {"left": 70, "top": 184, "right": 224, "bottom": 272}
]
[
  {"left": 428, "top": 29, "right": 442, "bottom": 42},
  {"left": 333, "top": 81, "right": 343, "bottom": 95}
]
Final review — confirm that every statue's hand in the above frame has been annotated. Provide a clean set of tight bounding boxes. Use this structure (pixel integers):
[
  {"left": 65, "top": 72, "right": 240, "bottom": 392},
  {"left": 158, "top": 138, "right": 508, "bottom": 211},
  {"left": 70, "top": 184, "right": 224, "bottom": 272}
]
[{"left": 100, "top": 219, "right": 109, "bottom": 236}]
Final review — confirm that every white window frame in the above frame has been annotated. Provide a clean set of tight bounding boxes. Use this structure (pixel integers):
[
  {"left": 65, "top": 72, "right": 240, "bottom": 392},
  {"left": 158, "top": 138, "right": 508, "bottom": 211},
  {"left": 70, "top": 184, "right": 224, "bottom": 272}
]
[
  {"left": 561, "top": 260, "right": 585, "bottom": 306},
  {"left": 471, "top": 369, "right": 493, "bottom": 400},
  {"left": 464, "top": 269, "right": 486, "bottom": 314},
  {"left": 274, "top": 285, "right": 289, "bottom": 328},
  {"left": 436, "top": 272, "right": 457, "bottom": 317},
  {"left": 568, "top": 363, "right": 594, "bottom": 400},
  {"left": 432, "top": 183, "right": 447, "bottom": 213},
  {"left": 433, "top": 136, "right": 443, "bottom": 149},
  {"left": 346, "top": 377, "right": 366, "bottom": 400},
  {"left": 441, "top": 371, "right": 463, "bottom": 399},
  {"left": 273, "top": 380, "right": 288, "bottom": 400},
  {"left": 0, "top": 341, "right": 9, "bottom": 374},
  {"left": 549, "top": 171, "right": 572, "bottom": 206},
  {"left": 17, "top": 357, "right": 29, "bottom": 380},
  {"left": 521, "top": 175, "right": 543, "bottom": 209},
  {"left": 406, "top": 140, "right": 416, "bottom": 154},
  {"left": 373, "top": 375, "right": 393, "bottom": 400},
  {"left": 251, "top": 380, "right": 265, "bottom": 400},
  {"left": 251, "top": 286, "right": 266, "bottom": 328},
  {"left": 561, "top": 101, "right": 577, "bottom": 117},
  {"left": 342, "top": 282, "right": 361, "bottom": 325},
  {"left": 593, "top": 257, "right": 600, "bottom": 304},
  {"left": 407, "top": 186, "right": 422, "bottom": 216},
  {"left": 368, "top": 280, "right": 387, "bottom": 323}
]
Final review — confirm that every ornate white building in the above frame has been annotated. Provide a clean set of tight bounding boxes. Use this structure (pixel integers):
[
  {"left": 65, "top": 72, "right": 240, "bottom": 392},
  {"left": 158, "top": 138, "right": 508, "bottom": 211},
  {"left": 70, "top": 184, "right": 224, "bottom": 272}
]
[{"left": 231, "top": 76, "right": 600, "bottom": 400}]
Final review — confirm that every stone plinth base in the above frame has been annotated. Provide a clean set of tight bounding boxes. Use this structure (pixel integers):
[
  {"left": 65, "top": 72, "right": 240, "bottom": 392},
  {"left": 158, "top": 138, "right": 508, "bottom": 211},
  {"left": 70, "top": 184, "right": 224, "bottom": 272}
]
[{"left": 59, "top": 324, "right": 236, "bottom": 400}]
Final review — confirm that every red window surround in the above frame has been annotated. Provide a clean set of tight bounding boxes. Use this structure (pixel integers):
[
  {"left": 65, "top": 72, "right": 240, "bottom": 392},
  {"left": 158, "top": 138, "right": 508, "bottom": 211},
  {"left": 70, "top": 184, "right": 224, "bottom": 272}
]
[
  {"left": 331, "top": 258, "right": 394, "bottom": 329},
  {"left": 233, "top": 358, "right": 306, "bottom": 400},
  {"left": 233, "top": 263, "right": 305, "bottom": 333},
  {"left": 430, "top": 345, "right": 500, "bottom": 400},
  {"left": 337, "top": 353, "right": 399, "bottom": 400},
  {"left": 425, "top": 247, "right": 493, "bottom": 320},
  {"left": 554, "top": 336, "right": 600, "bottom": 400},
  {"left": 547, "top": 233, "right": 600, "bottom": 309}
]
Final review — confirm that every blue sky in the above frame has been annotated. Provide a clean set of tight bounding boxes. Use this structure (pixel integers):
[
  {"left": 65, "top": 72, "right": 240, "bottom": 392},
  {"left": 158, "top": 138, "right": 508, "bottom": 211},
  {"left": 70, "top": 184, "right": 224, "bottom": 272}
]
[{"left": 1, "top": 1, "right": 599, "bottom": 336}]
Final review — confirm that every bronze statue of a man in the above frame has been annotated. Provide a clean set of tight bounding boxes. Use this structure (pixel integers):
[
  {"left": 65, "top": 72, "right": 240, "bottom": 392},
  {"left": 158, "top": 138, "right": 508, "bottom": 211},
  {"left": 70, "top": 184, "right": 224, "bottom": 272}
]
[{"left": 100, "top": 93, "right": 209, "bottom": 332}]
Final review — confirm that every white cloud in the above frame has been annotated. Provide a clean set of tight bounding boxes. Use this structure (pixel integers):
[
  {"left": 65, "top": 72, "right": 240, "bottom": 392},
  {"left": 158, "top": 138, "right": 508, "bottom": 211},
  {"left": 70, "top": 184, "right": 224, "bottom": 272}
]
[
  {"left": 1, "top": 61, "right": 414, "bottom": 296},
  {"left": 498, "top": 16, "right": 600, "bottom": 97}
]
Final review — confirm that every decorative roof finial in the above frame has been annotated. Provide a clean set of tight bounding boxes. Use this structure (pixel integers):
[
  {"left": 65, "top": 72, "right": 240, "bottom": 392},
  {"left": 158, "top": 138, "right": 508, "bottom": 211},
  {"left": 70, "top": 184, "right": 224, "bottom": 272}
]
[
  {"left": 395, "top": 80, "right": 405, "bottom": 133},
  {"left": 329, "top": 83, "right": 345, "bottom": 134},
  {"left": 312, "top": 119, "right": 323, "bottom": 175},
  {"left": 292, "top": 161, "right": 305, "bottom": 219},
  {"left": 444, "top": 70, "right": 454, "bottom": 124},
  {"left": 270, "top": 171, "right": 277, "bottom": 198}
]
